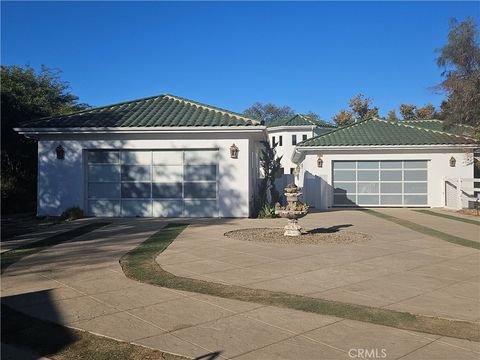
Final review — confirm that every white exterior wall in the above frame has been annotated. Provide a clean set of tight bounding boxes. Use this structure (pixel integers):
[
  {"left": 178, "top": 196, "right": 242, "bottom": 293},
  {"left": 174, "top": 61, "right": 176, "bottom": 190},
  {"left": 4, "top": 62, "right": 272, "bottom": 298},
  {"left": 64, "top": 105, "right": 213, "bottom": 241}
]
[
  {"left": 267, "top": 126, "right": 315, "bottom": 174},
  {"left": 296, "top": 148, "right": 475, "bottom": 209},
  {"left": 37, "top": 132, "right": 262, "bottom": 217}
]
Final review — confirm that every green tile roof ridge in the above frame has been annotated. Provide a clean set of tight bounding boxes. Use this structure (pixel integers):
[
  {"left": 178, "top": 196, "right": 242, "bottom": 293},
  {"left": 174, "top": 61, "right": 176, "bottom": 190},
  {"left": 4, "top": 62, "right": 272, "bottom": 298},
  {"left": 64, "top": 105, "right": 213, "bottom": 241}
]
[
  {"left": 403, "top": 119, "right": 473, "bottom": 127},
  {"left": 162, "top": 94, "right": 261, "bottom": 125},
  {"left": 387, "top": 118, "right": 477, "bottom": 140},
  {"left": 24, "top": 94, "right": 164, "bottom": 124},
  {"left": 19, "top": 93, "right": 262, "bottom": 128},
  {"left": 297, "top": 118, "right": 477, "bottom": 147},
  {"left": 402, "top": 119, "right": 475, "bottom": 133},
  {"left": 267, "top": 114, "right": 336, "bottom": 128}
]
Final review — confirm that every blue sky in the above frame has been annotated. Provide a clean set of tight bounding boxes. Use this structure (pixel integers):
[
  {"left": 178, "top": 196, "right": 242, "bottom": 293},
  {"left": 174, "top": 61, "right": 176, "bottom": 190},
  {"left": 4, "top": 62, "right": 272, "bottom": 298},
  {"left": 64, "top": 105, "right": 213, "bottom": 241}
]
[{"left": 2, "top": 1, "right": 478, "bottom": 120}]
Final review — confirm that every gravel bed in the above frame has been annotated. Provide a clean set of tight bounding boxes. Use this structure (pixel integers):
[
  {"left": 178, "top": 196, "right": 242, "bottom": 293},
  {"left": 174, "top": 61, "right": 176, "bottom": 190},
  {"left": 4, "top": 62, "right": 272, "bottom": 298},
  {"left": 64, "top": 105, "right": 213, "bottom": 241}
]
[{"left": 224, "top": 228, "right": 371, "bottom": 245}]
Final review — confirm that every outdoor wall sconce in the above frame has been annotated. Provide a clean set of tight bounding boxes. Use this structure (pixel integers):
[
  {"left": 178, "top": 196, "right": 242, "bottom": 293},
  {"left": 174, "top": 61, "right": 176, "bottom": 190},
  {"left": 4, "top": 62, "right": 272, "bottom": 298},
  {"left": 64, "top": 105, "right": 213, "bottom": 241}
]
[
  {"left": 317, "top": 155, "right": 323, "bottom": 168},
  {"left": 450, "top": 156, "right": 456, "bottom": 167},
  {"left": 55, "top": 145, "right": 65, "bottom": 160},
  {"left": 230, "top": 143, "right": 239, "bottom": 159}
]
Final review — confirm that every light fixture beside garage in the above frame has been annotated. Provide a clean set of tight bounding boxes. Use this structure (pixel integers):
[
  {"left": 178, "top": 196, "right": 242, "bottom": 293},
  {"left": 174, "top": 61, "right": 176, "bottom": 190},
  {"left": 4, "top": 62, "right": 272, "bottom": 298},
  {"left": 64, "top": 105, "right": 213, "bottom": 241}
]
[
  {"left": 317, "top": 154, "right": 323, "bottom": 168},
  {"left": 450, "top": 156, "right": 456, "bottom": 167},
  {"left": 230, "top": 143, "right": 239, "bottom": 159},
  {"left": 55, "top": 145, "right": 65, "bottom": 160}
]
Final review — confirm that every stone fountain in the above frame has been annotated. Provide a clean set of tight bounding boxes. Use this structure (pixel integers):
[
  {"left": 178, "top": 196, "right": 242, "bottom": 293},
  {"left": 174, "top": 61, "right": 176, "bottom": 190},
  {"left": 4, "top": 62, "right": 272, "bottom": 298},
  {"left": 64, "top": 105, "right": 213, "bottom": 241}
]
[{"left": 275, "top": 183, "right": 309, "bottom": 236}]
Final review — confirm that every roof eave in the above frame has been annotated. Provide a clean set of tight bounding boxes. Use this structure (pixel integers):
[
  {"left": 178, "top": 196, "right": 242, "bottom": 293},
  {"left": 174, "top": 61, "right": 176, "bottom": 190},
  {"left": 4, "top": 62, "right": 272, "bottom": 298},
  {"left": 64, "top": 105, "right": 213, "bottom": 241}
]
[
  {"left": 291, "top": 143, "right": 478, "bottom": 164},
  {"left": 296, "top": 144, "right": 478, "bottom": 151},
  {"left": 14, "top": 125, "right": 267, "bottom": 136}
]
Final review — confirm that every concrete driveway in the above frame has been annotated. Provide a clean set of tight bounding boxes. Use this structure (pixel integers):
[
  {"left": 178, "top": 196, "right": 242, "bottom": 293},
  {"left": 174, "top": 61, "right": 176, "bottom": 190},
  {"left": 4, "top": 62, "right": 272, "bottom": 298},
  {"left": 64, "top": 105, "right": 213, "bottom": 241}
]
[
  {"left": 162, "top": 210, "right": 479, "bottom": 322},
  {"left": 1, "top": 212, "right": 479, "bottom": 359}
]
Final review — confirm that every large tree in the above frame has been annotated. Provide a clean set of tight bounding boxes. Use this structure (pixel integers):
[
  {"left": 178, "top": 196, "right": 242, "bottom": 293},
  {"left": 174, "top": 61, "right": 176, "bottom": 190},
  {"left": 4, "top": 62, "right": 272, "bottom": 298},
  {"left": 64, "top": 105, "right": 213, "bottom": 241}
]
[
  {"left": 333, "top": 94, "right": 379, "bottom": 125},
  {"left": 1, "top": 65, "right": 88, "bottom": 213},
  {"left": 436, "top": 17, "right": 480, "bottom": 133},
  {"left": 243, "top": 102, "right": 294, "bottom": 123}
]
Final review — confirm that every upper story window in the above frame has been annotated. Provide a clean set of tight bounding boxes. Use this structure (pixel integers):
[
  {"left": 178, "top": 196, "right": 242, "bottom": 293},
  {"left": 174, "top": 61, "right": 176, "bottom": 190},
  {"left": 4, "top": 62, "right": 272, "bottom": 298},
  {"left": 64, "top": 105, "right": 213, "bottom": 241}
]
[
  {"left": 302, "top": 134, "right": 308, "bottom": 141},
  {"left": 272, "top": 136, "right": 276, "bottom": 147},
  {"left": 279, "top": 136, "right": 283, "bottom": 146},
  {"left": 292, "top": 135, "right": 297, "bottom": 145}
]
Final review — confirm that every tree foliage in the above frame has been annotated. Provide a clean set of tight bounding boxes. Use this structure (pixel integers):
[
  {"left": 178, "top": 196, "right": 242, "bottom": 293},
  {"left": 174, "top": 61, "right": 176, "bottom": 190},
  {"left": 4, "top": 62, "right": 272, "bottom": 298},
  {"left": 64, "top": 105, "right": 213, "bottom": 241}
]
[
  {"left": 436, "top": 17, "right": 480, "bottom": 132},
  {"left": 415, "top": 104, "right": 436, "bottom": 120},
  {"left": 243, "top": 102, "right": 294, "bottom": 123},
  {"left": 1, "top": 65, "right": 89, "bottom": 213},
  {"left": 333, "top": 109, "right": 353, "bottom": 126},
  {"left": 333, "top": 94, "right": 379, "bottom": 125},
  {"left": 399, "top": 104, "right": 417, "bottom": 120},
  {"left": 386, "top": 110, "right": 399, "bottom": 121},
  {"left": 304, "top": 111, "right": 323, "bottom": 121}
]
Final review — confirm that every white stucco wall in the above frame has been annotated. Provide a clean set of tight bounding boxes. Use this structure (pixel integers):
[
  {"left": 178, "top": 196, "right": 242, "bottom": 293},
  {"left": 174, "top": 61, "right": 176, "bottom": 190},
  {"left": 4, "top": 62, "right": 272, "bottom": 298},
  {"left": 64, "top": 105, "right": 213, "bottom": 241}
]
[
  {"left": 267, "top": 126, "right": 316, "bottom": 174},
  {"left": 37, "top": 131, "right": 263, "bottom": 217},
  {"left": 296, "top": 147, "right": 475, "bottom": 209}
]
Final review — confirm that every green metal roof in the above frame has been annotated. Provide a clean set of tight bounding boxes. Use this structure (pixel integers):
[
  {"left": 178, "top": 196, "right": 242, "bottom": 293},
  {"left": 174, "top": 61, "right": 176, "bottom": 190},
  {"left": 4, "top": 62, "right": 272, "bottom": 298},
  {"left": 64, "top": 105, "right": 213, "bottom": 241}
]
[
  {"left": 298, "top": 118, "right": 477, "bottom": 147},
  {"left": 402, "top": 119, "right": 474, "bottom": 136},
  {"left": 20, "top": 94, "right": 261, "bottom": 128},
  {"left": 266, "top": 114, "right": 336, "bottom": 129}
]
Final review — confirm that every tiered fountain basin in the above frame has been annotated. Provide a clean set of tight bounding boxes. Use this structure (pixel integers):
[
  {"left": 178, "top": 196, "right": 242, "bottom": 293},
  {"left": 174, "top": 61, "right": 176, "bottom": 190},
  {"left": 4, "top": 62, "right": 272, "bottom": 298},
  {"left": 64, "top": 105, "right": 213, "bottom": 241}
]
[{"left": 275, "top": 183, "right": 308, "bottom": 236}]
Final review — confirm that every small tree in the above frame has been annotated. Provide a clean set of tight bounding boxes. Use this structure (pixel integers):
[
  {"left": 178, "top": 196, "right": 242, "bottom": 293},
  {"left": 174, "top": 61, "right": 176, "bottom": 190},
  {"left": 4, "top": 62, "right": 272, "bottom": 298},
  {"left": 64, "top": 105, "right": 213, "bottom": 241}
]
[
  {"left": 387, "top": 110, "right": 399, "bottom": 121},
  {"left": 415, "top": 104, "right": 436, "bottom": 119},
  {"left": 333, "top": 109, "right": 353, "bottom": 126},
  {"left": 333, "top": 94, "right": 379, "bottom": 125},
  {"left": 254, "top": 141, "right": 282, "bottom": 217},
  {"left": 399, "top": 104, "right": 417, "bottom": 120}
]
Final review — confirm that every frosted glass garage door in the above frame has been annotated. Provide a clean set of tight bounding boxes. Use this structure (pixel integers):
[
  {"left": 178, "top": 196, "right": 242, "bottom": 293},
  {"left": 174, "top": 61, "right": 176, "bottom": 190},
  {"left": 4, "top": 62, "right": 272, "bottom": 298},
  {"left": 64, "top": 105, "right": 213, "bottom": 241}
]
[
  {"left": 86, "top": 150, "right": 219, "bottom": 217},
  {"left": 333, "top": 160, "right": 428, "bottom": 207}
]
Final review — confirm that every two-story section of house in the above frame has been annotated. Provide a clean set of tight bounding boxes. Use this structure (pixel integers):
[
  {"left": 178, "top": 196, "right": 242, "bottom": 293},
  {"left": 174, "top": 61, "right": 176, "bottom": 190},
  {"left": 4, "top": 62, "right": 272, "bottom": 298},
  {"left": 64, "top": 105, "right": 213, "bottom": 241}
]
[{"left": 266, "top": 114, "right": 336, "bottom": 175}]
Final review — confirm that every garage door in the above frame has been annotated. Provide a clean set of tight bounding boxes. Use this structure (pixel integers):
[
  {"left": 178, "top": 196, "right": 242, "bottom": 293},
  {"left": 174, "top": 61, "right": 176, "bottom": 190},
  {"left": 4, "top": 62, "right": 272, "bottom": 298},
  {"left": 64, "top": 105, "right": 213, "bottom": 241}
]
[
  {"left": 333, "top": 160, "right": 428, "bottom": 207},
  {"left": 86, "top": 150, "right": 219, "bottom": 217}
]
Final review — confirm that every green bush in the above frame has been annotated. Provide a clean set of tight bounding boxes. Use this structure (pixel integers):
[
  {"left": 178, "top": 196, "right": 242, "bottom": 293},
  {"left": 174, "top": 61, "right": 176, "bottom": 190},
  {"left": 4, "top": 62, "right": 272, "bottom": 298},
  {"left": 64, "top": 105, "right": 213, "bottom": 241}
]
[
  {"left": 258, "top": 203, "right": 277, "bottom": 218},
  {"left": 60, "top": 206, "right": 84, "bottom": 221}
]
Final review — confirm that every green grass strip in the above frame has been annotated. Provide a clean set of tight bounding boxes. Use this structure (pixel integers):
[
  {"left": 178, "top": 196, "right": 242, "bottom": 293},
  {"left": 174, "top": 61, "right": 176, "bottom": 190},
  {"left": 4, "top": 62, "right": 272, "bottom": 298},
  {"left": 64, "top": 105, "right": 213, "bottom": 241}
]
[
  {"left": 1, "top": 304, "right": 186, "bottom": 360},
  {"left": 364, "top": 209, "right": 480, "bottom": 250},
  {"left": 1, "top": 222, "right": 111, "bottom": 274},
  {"left": 120, "top": 224, "right": 479, "bottom": 341},
  {"left": 414, "top": 209, "right": 480, "bottom": 226}
]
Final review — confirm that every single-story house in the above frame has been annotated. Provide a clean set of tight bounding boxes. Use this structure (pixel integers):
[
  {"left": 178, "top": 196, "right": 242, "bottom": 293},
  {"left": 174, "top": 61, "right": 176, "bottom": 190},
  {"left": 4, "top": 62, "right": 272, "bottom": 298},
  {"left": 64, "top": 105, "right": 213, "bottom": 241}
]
[
  {"left": 15, "top": 94, "right": 265, "bottom": 218},
  {"left": 292, "top": 118, "right": 478, "bottom": 209},
  {"left": 15, "top": 94, "right": 478, "bottom": 217}
]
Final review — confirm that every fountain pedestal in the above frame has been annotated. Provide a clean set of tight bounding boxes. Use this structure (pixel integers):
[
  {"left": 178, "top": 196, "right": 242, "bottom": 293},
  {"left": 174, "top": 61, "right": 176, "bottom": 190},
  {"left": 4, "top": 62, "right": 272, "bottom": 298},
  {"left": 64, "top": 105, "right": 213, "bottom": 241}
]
[
  {"left": 275, "top": 183, "right": 309, "bottom": 237},
  {"left": 284, "top": 219, "right": 302, "bottom": 236}
]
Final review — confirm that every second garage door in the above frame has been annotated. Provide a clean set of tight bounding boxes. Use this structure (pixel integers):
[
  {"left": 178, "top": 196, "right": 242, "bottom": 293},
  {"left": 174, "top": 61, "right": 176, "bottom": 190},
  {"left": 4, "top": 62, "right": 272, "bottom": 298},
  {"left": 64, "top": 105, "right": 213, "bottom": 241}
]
[
  {"left": 86, "top": 149, "right": 219, "bottom": 217},
  {"left": 333, "top": 160, "right": 428, "bottom": 207}
]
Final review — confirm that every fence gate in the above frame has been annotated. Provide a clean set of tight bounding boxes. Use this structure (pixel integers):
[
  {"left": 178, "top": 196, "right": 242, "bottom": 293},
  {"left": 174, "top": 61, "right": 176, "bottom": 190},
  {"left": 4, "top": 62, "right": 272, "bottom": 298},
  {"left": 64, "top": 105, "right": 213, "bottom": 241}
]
[{"left": 444, "top": 178, "right": 480, "bottom": 209}]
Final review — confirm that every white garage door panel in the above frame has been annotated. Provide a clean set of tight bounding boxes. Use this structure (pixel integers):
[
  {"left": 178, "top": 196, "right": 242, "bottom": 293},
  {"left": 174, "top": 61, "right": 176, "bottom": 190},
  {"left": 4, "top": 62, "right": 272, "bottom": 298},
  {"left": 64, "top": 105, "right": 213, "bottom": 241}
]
[
  {"left": 333, "top": 160, "right": 428, "bottom": 207},
  {"left": 86, "top": 150, "right": 219, "bottom": 217}
]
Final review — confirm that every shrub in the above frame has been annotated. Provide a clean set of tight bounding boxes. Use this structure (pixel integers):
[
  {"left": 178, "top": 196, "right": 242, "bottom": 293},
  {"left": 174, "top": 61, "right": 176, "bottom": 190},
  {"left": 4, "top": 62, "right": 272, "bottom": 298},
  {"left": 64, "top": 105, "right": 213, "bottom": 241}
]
[
  {"left": 60, "top": 206, "right": 84, "bottom": 221},
  {"left": 258, "top": 204, "right": 277, "bottom": 218}
]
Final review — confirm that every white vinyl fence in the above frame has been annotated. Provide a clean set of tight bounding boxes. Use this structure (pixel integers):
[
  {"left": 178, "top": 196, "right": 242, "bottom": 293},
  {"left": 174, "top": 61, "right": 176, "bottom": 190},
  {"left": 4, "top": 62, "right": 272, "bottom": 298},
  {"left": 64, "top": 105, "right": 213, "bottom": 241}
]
[{"left": 444, "top": 178, "right": 480, "bottom": 209}]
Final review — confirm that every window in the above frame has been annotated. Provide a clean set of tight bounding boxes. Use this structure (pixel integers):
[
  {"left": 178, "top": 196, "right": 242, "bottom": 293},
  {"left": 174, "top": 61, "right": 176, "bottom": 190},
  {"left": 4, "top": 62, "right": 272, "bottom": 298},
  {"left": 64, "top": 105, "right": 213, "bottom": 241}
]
[
  {"left": 290, "top": 167, "right": 295, "bottom": 175},
  {"left": 302, "top": 134, "right": 307, "bottom": 141},
  {"left": 272, "top": 136, "right": 276, "bottom": 146},
  {"left": 279, "top": 136, "right": 283, "bottom": 146},
  {"left": 292, "top": 135, "right": 297, "bottom": 145}
]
